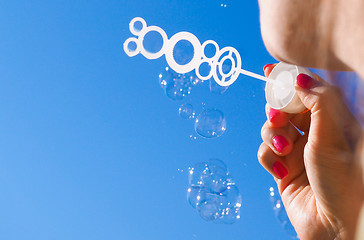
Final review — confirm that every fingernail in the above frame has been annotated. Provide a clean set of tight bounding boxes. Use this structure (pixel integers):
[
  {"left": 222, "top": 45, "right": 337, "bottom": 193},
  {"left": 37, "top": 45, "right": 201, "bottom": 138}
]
[
  {"left": 263, "top": 64, "right": 274, "bottom": 72},
  {"left": 273, "top": 161, "right": 288, "bottom": 179},
  {"left": 272, "top": 135, "right": 289, "bottom": 153},
  {"left": 297, "top": 73, "right": 317, "bottom": 89},
  {"left": 268, "top": 108, "right": 281, "bottom": 122}
]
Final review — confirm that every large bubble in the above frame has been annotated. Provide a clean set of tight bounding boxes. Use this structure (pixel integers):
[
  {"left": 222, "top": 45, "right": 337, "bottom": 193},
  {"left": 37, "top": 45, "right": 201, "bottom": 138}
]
[
  {"left": 194, "top": 109, "right": 227, "bottom": 138},
  {"left": 269, "top": 187, "right": 299, "bottom": 239},
  {"left": 187, "top": 159, "right": 242, "bottom": 224}
]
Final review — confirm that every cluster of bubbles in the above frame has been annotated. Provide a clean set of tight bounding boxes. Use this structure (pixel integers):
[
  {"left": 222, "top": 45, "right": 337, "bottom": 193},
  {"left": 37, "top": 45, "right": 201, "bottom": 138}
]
[
  {"left": 187, "top": 159, "right": 242, "bottom": 224},
  {"left": 269, "top": 187, "right": 299, "bottom": 239},
  {"left": 159, "top": 67, "right": 227, "bottom": 139}
]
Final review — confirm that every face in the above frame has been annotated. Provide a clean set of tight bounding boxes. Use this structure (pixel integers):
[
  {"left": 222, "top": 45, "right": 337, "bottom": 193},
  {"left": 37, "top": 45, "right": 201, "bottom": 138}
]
[{"left": 258, "top": 0, "right": 360, "bottom": 71}]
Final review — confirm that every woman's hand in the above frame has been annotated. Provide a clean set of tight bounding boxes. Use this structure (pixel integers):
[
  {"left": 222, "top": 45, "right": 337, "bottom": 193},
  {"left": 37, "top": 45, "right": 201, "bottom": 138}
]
[{"left": 258, "top": 64, "right": 364, "bottom": 240}]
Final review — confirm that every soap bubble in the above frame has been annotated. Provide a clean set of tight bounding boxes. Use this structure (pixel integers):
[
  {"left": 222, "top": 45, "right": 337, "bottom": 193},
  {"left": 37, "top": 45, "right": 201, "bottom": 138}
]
[
  {"left": 188, "top": 162, "right": 209, "bottom": 187},
  {"left": 269, "top": 187, "right": 299, "bottom": 239},
  {"left": 183, "top": 71, "right": 203, "bottom": 86},
  {"left": 221, "top": 185, "right": 241, "bottom": 207},
  {"left": 165, "top": 75, "right": 192, "bottom": 100},
  {"left": 217, "top": 206, "right": 241, "bottom": 224},
  {"left": 209, "top": 78, "right": 228, "bottom": 94},
  {"left": 206, "top": 158, "right": 227, "bottom": 171},
  {"left": 187, "top": 187, "right": 207, "bottom": 209},
  {"left": 194, "top": 109, "right": 227, "bottom": 138},
  {"left": 187, "top": 159, "right": 242, "bottom": 224},
  {"left": 204, "top": 167, "right": 229, "bottom": 194},
  {"left": 179, "top": 103, "right": 195, "bottom": 119},
  {"left": 198, "top": 195, "right": 221, "bottom": 221},
  {"left": 158, "top": 67, "right": 196, "bottom": 100}
]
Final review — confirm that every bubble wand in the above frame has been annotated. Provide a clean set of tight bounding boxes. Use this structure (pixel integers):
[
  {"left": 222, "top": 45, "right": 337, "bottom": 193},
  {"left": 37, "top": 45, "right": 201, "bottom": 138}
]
[
  {"left": 123, "top": 17, "right": 315, "bottom": 116},
  {"left": 123, "top": 17, "right": 272, "bottom": 84}
]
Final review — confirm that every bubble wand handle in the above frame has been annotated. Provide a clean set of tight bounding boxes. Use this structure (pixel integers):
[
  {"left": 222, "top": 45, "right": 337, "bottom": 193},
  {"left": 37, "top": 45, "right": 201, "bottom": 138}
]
[{"left": 239, "top": 69, "right": 273, "bottom": 83}]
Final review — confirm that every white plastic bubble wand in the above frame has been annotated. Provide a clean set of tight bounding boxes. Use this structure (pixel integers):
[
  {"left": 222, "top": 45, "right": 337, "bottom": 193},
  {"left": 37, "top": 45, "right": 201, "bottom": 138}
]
[
  {"left": 123, "top": 17, "right": 273, "bottom": 86},
  {"left": 123, "top": 17, "right": 316, "bottom": 116}
]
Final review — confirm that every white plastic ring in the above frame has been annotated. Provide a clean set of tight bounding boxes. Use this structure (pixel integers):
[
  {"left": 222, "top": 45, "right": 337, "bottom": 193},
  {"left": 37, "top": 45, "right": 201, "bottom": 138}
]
[
  {"left": 129, "top": 17, "right": 147, "bottom": 36},
  {"left": 165, "top": 32, "right": 202, "bottom": 74},
  {"left": 123, "top": 37, "right": 140, "bottom": 57},
  {"left": 212, "top": 47, "right": 242, "bottom": 87},
  {"left": 218, "top": 55, "right": 236, "bottom": 78},
  {"left": 201, "top": 40, "right": 220, "bottom": 61},
  {"left": 195, "top": 59, "right": 213, "bottom": 81},
  {"left": 139, "top": 26, "right": 169, "bottom": 60}
]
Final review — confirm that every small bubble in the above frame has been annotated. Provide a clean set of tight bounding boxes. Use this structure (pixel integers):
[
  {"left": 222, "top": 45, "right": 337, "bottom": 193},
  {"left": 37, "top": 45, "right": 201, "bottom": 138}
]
[
  {"left": 179, "top": 103, "right": 195, "bottom": 119},
  {"left": 194, "top": 109, "right": 227, "bottom": 138}
]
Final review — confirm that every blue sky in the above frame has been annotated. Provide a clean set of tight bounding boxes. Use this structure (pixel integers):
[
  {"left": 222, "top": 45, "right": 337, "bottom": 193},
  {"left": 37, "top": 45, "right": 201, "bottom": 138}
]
[{"left": 0, "top": 1, "right": 296, "bottom": 239}]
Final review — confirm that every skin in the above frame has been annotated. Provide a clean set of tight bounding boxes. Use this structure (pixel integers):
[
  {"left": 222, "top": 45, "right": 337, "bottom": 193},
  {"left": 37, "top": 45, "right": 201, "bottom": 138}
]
[
  {"left": 257, "top": 1, "right": 364, "bottom": 239},
  {"left": 258, "top": 0, "right": 364, "bottom": 78}
]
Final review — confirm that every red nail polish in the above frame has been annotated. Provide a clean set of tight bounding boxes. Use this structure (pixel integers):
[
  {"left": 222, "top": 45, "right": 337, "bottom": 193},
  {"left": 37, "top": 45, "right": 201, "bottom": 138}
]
[
  {"left": 297, "top": 73, "right": 317, "bottom": 89},
  {"left": 273, "top": 161, "right": 288, "bottom": 179},
  {"left": 272, "top": 135, "right": 289, "bottom": 153},
  {"left": 263, "top": 64, "right": 274, "bottom": 72},
  {"left": 268, "top": 108, "right": 281, "bottom": 122}
]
